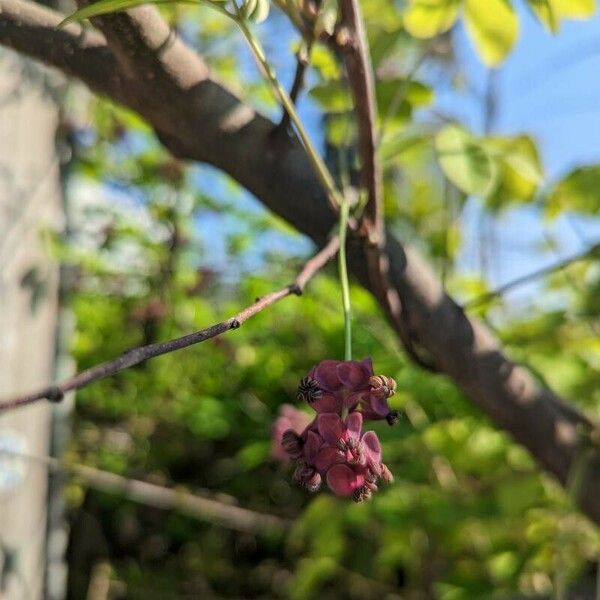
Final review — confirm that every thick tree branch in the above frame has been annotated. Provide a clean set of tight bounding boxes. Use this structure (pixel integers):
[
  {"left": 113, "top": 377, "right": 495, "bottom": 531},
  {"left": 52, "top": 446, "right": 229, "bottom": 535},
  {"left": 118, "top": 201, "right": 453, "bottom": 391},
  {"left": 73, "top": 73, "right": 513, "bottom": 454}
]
[
  {"left": 0, "top": 0, "right": 598, "bottom": 524},
  {"left": 0, "top": 236, "right": 339, "bottom": 412},
  {"left": 0, "top": 0, "right": 127, "bottom": 102}
]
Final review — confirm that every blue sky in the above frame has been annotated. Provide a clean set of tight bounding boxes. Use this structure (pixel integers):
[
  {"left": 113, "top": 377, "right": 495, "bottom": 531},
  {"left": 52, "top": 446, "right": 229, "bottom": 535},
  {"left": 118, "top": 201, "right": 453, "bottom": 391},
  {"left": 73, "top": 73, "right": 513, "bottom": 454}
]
[
  {"left": 191, "top": 3, "right": 600, "bottom": 305},
  {"left": 437, "top": 3, "right": 600, "bottom": 305}
]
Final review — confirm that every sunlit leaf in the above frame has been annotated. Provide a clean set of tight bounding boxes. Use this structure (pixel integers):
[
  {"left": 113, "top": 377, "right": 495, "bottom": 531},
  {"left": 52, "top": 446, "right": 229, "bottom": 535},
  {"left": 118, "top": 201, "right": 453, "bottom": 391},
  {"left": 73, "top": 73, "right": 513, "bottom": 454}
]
[
  {"left": 309, "top": 81, "right": 353, "bottom": 112},
  {"left": 552, "top": 0, "right": 596, "bottom": 18},
  {"left": 484, "top": 135, "right": 543, "bottom": 207},
  {"left": 526, "top": 0, "right": 559, "bottom": 31},
  {"left": 59, "top": 0, "right": 228, "bottom": 26},
  {"left": 528, "top": 0, "right": 595, "bottom": 31},
  {"left": 464, "top": 0, "right": 519, "bottom": 66},
  {"left": 547, "top": 165, "right": 600, "bottom": 216},
  {"left": 435, "top": 124, "right": 498, "bottom": 197},
  {"left": 380, "top": 129, "right": 430, "bottom": 164},
  {"left": 310, "top": 44, "right": 341, "bottom": 80},
  {"left": 403, "top": 0, "right": 461, "bottom": 38},
  {"left": 60, "top": 0, "right": 157, "bottom": 24}
]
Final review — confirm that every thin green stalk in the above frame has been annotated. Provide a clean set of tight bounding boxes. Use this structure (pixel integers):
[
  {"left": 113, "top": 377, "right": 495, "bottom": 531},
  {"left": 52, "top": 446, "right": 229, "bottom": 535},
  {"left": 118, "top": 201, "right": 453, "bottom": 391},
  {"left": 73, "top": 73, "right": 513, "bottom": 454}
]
[
  {"left": 233, "top": 13, "right": 344, "bottom": 211},
  {"left": 233, "top": 9, "right": 353, "bottom": 366},
  {"left": 338, "top": 196, "right": 352, "bottom": 362}
]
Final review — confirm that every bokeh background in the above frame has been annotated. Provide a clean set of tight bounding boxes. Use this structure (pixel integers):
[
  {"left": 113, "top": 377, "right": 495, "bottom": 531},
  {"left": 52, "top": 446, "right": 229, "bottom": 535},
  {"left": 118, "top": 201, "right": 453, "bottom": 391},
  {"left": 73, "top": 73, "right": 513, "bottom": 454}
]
[{"left": 0, "top": 0, "right": 600, "bottom": 598}]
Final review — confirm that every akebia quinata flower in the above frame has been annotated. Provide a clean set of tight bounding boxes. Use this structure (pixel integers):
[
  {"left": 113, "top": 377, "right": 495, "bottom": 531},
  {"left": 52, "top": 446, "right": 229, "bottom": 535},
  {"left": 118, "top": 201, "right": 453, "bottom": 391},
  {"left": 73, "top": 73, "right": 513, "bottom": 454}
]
[{"left": 272, "top": 359, "right": 398, "bottom": 502}]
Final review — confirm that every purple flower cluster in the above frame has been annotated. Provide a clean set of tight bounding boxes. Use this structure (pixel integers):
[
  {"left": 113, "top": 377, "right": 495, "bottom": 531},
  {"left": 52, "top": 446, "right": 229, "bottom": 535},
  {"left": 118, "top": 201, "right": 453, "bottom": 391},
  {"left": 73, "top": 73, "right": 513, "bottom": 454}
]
[{"left": 272, "top": 358, "right": 398, "bottom": 502}]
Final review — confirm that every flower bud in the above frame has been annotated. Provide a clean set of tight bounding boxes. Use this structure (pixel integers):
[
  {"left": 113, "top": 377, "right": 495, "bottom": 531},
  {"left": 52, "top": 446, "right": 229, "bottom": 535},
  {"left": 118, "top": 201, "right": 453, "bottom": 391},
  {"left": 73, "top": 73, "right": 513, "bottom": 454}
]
[
  {"left": 380, "top": 463, "right": 394, "bottom": 483},
  {"left": 352, "top": 485, "right": 373, "bottom": 503},
  {"left": 281, "top": 429, "right": 304, "bottom": 459},
  {"left": 369, "top": 375, "right": 397, "bottom": 398},
  {"left": 297, "top": 377, "right": 323, "bottom": 404},
  {"left": 385, "top": 410, "right": 402, "bottom": 426},
  {"left": 294, "top": 463, "right": 322, "bottom": 492}
]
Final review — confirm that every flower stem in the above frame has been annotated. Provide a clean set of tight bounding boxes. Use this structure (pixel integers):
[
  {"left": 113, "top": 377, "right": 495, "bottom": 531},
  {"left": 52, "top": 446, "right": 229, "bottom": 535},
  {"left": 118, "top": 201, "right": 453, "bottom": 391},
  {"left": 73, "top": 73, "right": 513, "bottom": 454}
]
[
  {"left": 233, "top": 13, "right": 344, "bottom": 212},
  {"left": 338, "top": 196, "right": 352, "bottom": 361},
  {"left": 231, "top": 7, "right": 353, "bottom": 362}
]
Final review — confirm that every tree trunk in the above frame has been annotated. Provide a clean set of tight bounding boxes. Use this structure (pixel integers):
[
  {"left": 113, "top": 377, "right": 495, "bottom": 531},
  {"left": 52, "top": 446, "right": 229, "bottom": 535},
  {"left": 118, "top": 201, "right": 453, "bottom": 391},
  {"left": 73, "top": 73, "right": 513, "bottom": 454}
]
[{"left": 0, "top": 47, "right": 62, "bottom": 599}]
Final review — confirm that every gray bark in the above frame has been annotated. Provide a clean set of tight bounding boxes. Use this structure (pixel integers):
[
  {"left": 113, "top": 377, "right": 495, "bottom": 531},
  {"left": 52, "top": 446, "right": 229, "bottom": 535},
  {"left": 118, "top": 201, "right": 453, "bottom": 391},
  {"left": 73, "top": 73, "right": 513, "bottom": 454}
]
[{"left": 0, "top": 48, "right": 62, "bottom": 599}]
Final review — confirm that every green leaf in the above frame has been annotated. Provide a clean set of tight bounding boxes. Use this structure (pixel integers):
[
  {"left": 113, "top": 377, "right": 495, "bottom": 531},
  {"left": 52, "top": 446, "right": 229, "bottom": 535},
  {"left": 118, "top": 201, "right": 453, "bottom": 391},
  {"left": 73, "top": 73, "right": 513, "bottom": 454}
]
[
  {"left": 528, "top": 0, "right": 595, "bottom": 31},
  {"left": 60, "top": 0, "right": 163, "bottom": 25},
  {"left": 58, "top": 0, "right": 171, "bottom": 27},
  {"left": 547, "top": 165, "right": 600, "bottom": 216},
  {"left": 380, "top": 129, "right": 430, "bottom": 164},
  {"left": 526, "top": 0, "right": 558, "bottom": 31},
  {"left": 310, "top": 44, "right": 341, "bottom": 81},
  {"left": 435, "top": 124, "right": 498, "bottom": 197},
  {"left": 551, "top": 0, "right": 595, "bottom": 19},
  {"left": 309, "top": 81, "right": 353, "bottom": 112},
  {"left": 376, "top": 79, "right": 434, "bottom": 129},
  {"left": 483, "top": 135, "right": 543, "bottom": 208},
  {"left": 403, "top": 0, "right": 461, "bottom": 39},
  {"left": 236, "top": 440, "right": 269, "bottom": 469},
  {"left": 464, "top": 0, "right": 519, "bottom": 66},
  {"left": 59, "top": 0, "right": 228, "bottom": 26}
]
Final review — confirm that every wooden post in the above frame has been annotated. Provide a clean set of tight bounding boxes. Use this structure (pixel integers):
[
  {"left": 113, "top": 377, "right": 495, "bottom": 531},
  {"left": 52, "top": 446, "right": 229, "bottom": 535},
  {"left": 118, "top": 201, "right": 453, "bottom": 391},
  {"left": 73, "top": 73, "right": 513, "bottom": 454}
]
[{"left": 0, "top": 47, "right": 63, "bottom": 599}]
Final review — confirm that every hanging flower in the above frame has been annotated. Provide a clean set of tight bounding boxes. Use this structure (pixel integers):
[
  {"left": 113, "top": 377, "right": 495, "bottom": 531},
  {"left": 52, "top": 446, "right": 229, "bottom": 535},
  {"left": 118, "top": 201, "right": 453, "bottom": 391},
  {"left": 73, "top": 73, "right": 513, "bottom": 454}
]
[{"left": 273, "top": 359, "right": 398, "bottom": 502}]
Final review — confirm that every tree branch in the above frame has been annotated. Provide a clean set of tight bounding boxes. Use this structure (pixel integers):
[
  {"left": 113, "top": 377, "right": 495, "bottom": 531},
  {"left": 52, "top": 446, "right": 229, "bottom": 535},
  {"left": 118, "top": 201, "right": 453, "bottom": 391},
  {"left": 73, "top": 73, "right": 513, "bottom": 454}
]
[
  {"left": 0, "top": 0, "right": 127, "bottom": 102},
  {"left": 276, "top": 39, "right": 313, "bottom": 132},
  {"left": 464, "top": 242, "right": 600, "bottom": 309},
  {"left": 336, "top": 0, "right": 435, "bottom": 370},
  {"left": 4, "top": 451, "right": 290, "bottom": 534},
  {"left": 0, "top": 0, "right": 598, "bottom": 524},
  {"left": 337, "top": 0, "right": 381, "bottom": 243},
  {"left": 0, "top": 236, "right": 339, "bottom": 412}
]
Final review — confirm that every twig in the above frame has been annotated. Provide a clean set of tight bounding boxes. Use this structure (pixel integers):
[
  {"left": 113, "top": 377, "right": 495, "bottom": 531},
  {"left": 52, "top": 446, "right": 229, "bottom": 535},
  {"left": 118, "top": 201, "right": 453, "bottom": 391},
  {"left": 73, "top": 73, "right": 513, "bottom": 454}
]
[
  {"left": 277, "top": 39, "right": 314, "bottom": 132},
  {"left": 0, "top": 236, "right": 340, "bottom": 412},
  {"left": 233, "top": 8, "right": 345, "bottom": 213},
  {"left": 337, "top": 0, "right": 382, "bottom": 243},
  {"left": 464, "top": 242, "right": 600, "bottom": 310},
  {"left": 0, "top": 450, "right": 291, "bottom": 534},
  {"left": 336, "top": 0, "right": 437, "bottom": 371}
]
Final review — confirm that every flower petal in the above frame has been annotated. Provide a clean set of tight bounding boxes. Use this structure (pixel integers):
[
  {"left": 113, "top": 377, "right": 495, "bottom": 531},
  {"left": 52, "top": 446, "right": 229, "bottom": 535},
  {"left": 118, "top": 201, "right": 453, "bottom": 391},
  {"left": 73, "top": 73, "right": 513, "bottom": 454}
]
[
  {"left": 359, "top": 357, "right": 374, "bottom": 375},
  {"left": 361, "top": 430, "right": 382, "bottom": 465},
  {"left": 315, "top": 446, "right": 342, "bottom": 472},
  {"left": 326, "top": 464, "right": 365, "bottom": 496},
  {"left": 365, "top": 391, "right": 392, "bottom": 418},
  {"left": 337, "top": 361, "right": 371, "bottom": 390},
  {"left": 317, "top": 413, "right": 345, "bottom": 446},
  {"left": 310, "top": 393, "right": 343, "bottom": 414},
  {"left": 304, "top": 430, "right": 323, "bottom": 464},
  {"left": 345, "top": 412, "right": 363, "bottom": 441},
  {"left": 313, "top": 360, "right": 343, "bottom": 391}
]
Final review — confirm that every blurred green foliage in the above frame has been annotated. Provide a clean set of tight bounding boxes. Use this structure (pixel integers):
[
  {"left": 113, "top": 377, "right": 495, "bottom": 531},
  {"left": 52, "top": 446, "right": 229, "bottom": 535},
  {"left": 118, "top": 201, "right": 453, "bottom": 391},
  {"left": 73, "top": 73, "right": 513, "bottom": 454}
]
[{"left": 59, "top": 0, "right": 600, "bottom": 597}]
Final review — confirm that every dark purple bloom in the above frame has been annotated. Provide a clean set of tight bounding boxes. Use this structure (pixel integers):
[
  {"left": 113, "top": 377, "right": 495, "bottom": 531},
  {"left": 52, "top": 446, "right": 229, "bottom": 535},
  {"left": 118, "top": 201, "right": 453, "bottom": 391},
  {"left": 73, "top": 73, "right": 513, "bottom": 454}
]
[{"left": 274, "top": 359, "right": 397, "bottom": 501}]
